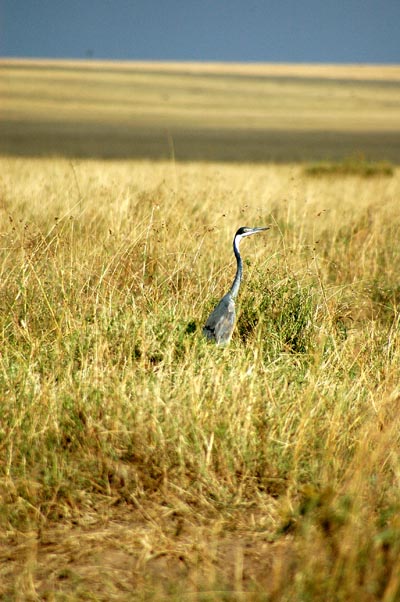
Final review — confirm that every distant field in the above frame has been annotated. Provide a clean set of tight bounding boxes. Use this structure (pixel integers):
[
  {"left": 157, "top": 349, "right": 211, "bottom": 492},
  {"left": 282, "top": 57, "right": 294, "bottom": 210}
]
[{"left": 1, "top": 59, "right": 400, "bottom": 162}]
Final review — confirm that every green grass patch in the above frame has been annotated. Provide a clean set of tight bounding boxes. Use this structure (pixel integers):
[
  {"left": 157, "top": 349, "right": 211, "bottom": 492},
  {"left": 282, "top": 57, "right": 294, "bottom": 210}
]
[{"left": 304, "top": 154, "right": 394, "bottom": 177}]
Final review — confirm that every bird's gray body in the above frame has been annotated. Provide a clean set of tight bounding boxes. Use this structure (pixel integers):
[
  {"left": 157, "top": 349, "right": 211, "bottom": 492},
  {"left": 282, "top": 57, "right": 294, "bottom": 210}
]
[
  {"left": 203, "top": 226, "right": 268, "bottom": 345},
  {"left": 203, "top": 292, "right": 236, "bottom": 345}
]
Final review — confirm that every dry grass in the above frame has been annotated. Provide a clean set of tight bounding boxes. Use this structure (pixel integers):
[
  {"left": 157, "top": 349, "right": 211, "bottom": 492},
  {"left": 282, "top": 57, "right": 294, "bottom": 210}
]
[
  {"left": 1, "top": 60, "right": 400, "bottom": 163},
  {"left": 0, "top": 156, "right": 399, "bottom": 600},
  {"left": 4, "top": 58, "right": 400, "bottom": 81},
  {"left": 3, "top": 60, "right": 399, "bottom": 131}
]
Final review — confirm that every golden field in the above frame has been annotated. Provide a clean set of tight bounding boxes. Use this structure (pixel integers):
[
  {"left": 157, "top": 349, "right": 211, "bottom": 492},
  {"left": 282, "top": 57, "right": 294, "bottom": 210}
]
[
  {"left": 1, "top": 59, "right": 400, "bottom": 162},
  {"left": 0, "top": 61, "right": 400, "bottom": 600}
]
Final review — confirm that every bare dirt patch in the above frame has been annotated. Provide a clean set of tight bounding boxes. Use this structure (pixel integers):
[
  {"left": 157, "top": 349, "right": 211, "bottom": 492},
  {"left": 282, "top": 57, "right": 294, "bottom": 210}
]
[{"left": 1, "top": 500, "right": 286, "bottom": 600}]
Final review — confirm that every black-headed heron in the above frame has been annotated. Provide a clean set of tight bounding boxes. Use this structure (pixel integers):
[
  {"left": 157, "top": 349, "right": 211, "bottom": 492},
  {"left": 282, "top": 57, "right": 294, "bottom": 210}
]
[{"left": 203, "top": 226, "right": 269, "bottom": 345}]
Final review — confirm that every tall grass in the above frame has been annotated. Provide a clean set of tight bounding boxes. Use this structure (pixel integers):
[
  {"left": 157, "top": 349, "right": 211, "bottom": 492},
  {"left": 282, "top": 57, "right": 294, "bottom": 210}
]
[{"left": 1, "top": 157, "right": 399, "bottom": 600}]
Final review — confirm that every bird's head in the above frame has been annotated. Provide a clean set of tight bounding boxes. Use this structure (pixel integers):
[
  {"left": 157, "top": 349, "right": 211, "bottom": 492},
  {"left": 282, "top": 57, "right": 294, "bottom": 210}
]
[{"left": 235, "top": 226, "right": 270, "bottom": 242}]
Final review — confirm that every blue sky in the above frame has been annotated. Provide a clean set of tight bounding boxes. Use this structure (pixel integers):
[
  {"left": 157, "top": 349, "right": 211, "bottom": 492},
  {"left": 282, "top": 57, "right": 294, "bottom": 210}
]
[{"left": 1, "top": 0, "right": 400, "bottom": 63}]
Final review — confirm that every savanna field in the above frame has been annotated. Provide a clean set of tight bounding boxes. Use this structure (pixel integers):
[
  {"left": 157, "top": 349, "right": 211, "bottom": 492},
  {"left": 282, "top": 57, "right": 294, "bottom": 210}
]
[{"left": 1, "top": 61, "right": 400, "bottom": 601}]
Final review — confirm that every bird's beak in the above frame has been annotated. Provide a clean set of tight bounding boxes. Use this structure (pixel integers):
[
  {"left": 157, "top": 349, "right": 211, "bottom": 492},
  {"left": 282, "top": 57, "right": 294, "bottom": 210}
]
[{"left": 250, "top": 226, "right": 270, "bottom": 234}]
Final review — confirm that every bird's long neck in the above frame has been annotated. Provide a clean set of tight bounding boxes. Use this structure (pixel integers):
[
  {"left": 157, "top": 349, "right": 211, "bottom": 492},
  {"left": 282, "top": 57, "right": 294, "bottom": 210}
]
[{"left": 229, "top": 235, "right": 243, "bottom": 299}]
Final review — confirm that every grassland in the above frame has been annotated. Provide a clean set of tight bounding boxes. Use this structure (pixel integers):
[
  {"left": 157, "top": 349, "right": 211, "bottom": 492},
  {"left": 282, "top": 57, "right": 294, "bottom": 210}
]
[
  {"left": 1, "top": 60, "right": 400, "bottom": 600},
  {"left": 1, "top": 59, "right": 400, "bottom": 162},
  {"left": 0, "top": 155, "right": 399, "bottom": 600}
]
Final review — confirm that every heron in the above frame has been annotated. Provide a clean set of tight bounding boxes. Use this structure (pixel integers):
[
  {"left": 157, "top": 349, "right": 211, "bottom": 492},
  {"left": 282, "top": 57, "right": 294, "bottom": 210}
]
[{"left": 203, "top": 226, "right": 269, "bottom": 345}]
